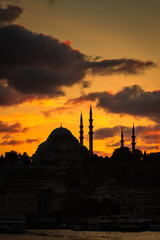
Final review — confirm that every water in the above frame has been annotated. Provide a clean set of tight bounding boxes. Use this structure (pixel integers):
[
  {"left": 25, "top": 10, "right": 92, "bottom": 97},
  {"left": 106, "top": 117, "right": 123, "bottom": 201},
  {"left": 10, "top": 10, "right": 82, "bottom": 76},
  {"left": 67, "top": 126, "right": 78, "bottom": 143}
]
[{"left": 0, "top": 229, "right": 160, "bottom": 240}]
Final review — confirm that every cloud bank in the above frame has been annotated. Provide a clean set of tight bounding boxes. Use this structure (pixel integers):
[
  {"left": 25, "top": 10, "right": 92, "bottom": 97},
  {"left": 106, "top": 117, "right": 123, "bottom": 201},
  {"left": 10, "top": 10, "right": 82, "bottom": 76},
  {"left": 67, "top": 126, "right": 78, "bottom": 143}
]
[
  {"left": 69, "top": 85, "right": 160, "bottom": 122},
  {"left": 0, "top": 23, "right": 155, "bottom": 106}
]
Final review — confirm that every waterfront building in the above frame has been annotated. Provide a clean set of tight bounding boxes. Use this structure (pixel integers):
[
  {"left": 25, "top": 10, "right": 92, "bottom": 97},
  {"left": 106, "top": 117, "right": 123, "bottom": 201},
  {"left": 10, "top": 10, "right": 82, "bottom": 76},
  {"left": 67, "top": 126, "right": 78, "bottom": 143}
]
[
  {"left": 0, "top": 187, "right": 37, "bottom": 218},
  {"left": 120, "top": 192, "right": 160, "bottom": 217}
]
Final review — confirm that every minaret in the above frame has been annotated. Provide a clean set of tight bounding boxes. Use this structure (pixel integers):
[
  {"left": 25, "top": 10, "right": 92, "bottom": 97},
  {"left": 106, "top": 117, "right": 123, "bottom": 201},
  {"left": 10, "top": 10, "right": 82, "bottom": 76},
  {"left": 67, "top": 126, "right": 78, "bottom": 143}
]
[
  {"left": 89, "top": 105, "right": 93, "bottom": 154},
  {"left": 120, "top": 129, "right": 124, "bottom": 148},
  {"left": 131, "top": 124, "right": 136, "bottom": 153},
  {"left": 79, "top": 112, "right": 84, "bottom": 145}
]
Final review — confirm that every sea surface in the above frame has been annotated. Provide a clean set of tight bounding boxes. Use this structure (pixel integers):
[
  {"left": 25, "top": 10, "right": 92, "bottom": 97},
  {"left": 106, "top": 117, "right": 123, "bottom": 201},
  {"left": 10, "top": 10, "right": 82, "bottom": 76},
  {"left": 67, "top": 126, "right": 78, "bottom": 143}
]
[{"left": 0, "top": 229, "right": 160, "bottom": 240}]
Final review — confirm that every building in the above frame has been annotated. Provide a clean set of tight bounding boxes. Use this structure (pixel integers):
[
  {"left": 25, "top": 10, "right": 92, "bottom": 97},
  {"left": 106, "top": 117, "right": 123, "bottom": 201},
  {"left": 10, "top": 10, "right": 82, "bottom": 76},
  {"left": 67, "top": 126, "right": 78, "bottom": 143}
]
[
  {"left": 33, "top": 126, "right": 90, "bottom": 171},
  {"left": 33, "top": 107, "right": 95, "bottom": 170},
  {"left": 0, "top": 187, "right": 37, "bottom": 218},
  {"left": 94, "top": 180, "right": 133, "bottom": 202},
  {"left": 37, "top": 182, "right": 66, "bottom": 218},
  {"left": 120, "top": 192, "right": 160, "bottom": 217}
]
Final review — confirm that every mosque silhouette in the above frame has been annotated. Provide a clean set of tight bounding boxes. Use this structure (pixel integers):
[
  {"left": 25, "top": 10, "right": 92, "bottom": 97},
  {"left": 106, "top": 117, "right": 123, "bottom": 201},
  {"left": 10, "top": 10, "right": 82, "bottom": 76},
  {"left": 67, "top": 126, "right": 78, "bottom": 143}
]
[{"left": 33, "top": 106, "right": 136, "bottom": 167}]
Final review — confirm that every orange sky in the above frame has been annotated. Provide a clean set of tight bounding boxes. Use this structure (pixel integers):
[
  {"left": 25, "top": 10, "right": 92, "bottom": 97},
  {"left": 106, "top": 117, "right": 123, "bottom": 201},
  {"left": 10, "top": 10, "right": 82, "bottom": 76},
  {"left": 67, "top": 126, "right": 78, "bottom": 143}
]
[{"left": 0, "top": 0, "right": 159, "bottom": 157}]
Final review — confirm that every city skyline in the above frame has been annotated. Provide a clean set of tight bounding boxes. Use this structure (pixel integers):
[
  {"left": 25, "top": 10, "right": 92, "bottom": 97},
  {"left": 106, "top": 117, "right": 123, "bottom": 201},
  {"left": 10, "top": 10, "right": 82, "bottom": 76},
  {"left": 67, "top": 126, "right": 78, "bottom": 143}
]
[{"left": 0, "top": 0, "right": 159, "bottom": 156}]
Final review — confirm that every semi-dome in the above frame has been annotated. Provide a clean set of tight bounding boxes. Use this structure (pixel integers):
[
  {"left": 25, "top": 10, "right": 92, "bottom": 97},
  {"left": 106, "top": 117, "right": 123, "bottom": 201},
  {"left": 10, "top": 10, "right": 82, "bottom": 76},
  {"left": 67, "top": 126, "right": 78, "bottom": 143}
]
[{"left": 49, "top": 127, "right": 72, "bottom": 138}]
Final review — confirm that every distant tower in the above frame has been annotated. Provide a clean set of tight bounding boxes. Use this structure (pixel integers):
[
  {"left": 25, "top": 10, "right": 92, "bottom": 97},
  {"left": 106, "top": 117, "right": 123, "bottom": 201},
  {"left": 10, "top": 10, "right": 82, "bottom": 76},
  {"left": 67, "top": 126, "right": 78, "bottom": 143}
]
[
  {"left": 120, "top": 129, "right": 124, "bottom": 148},
  {"left": 79, "top": 112, "right": 84, "bottom": 145},
  {"left": 89, "top": 105, "right": 93, "bottom": 154},
  {"left": 131, "top": 124, "right": 136, "bottom": 153}
]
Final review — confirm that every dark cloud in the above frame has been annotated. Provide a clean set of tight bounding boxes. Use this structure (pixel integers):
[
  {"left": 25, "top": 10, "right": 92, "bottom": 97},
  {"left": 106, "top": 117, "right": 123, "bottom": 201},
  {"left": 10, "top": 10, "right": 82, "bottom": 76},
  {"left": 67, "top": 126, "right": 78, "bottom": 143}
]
[
  {"left": 0, "top": 121, "right": 28, "bottom": 133},
  {"left": 143, "top": 135, "right": 160, "bottom": 145},
  {"left": 94, "top": 124, "right": 160, "bottom": 140},
  {"left": 0, "top": 4, "right": 23, "bottom": 25},
  {"left": 88, "top": 59, "right": 155, "bottom": 76},
  {"left": 94, "top": 126, "right": 125, "bottom": 139},
  {"left": 70, "top": 85, "right": 160, "bottom": 122},
  {"left": 141, "top": 145, "right": 159, "bottom": 150},
  {"left": 137, "top": 145, "right": 159, "bottom": 151},
  {"left": 42, "top": 105, "right": 72, "bottom": 117},
  {"left": 107, "top": 141, "right": 159, "bottom": 151},
  {"left": 144, "top": 135, "right": 160, "bottom": 140},
  {"left": 107, "top": 142, "right": 121, "bottom": 148},
  {"left": 95, "top": 124, "right": 160, "bottom": 152},
  {"left": 0, "top": 24, "right": 86, "bottom": 99},
  {"left": 0, "top": 138, "right": 39, "bottom": 146},
  {"left": 0, "top": 24, "right": 155, "bottom": 106},
  {"left": 26, "top": 138, "right": 39, "bottom": 144},
  {"left": 134, "top": 124, "right": 160, "bottom": 135},
  {"left": 0, "top": 139, "right": 24, "bottom": 146},
  {"left": 0, "top": 82, "right": 36, "bottom": 106}
]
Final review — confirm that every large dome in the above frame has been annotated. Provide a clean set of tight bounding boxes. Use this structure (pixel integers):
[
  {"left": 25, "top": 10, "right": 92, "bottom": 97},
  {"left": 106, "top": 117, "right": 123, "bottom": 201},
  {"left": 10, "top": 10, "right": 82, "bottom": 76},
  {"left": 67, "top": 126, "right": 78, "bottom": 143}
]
[
  {"left": 49, "top": 127, "right": 73, "bottom": 138},
  {"left": 33, "top": 126, "right": 90, "bottom": 167}
]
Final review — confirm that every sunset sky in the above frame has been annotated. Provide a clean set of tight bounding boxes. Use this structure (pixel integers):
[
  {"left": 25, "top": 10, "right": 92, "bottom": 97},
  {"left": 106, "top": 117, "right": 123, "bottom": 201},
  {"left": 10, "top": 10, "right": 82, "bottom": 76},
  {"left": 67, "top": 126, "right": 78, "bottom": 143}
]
[{"left": 0, "top": 0, "right": 159, "bottom": 157}]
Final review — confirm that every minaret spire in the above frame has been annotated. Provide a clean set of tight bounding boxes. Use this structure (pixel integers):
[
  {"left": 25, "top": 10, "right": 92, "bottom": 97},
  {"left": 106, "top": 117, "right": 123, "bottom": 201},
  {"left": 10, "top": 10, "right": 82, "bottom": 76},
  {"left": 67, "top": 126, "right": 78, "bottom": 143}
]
[
  {"left": 131, "top": 124, "right": 136, "bottom": 153},
  {"left": 120, "top": 129, "right": 124, "bottom": 148},
  {"left": 79, "top": 112, "right": 84, "bottom": 145},
  {"left": 89, "top": 105, "right": 93, "bottom": 154}
]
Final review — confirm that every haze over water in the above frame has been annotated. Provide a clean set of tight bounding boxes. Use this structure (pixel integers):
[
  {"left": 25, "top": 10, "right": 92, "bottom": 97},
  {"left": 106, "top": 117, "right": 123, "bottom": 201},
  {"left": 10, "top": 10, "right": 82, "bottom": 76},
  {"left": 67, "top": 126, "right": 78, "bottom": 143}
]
[{"left": 1, "top": 229, "right": 160, "bottom": 240}]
